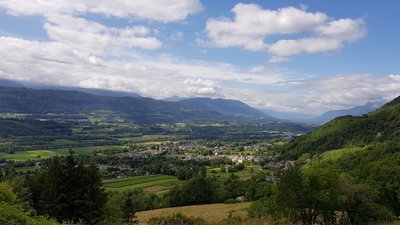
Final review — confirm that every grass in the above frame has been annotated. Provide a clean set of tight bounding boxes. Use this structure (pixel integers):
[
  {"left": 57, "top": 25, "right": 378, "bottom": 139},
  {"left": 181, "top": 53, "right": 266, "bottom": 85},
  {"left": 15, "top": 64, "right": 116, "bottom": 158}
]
[
  {"left": 315, "top": 146, "right": 367, "bottom": 163},
  {"left": 0, "top": 145, "right": 125, "bottom": 161},
  {"left": 136, "top": 202, "right": 251, "bottom": 225},
  {"left": 103, "top": 175, "right": 182, "bottom": 191},
  {"left": 0, "top": 150, "right": 58, "bottom": 161}
]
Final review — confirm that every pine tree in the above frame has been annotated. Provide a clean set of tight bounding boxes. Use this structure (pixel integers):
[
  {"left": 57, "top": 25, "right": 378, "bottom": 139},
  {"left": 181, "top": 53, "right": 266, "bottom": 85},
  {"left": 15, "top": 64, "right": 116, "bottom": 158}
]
[{"left": 28, "top": 151, "right": 107, "bottom": 224}]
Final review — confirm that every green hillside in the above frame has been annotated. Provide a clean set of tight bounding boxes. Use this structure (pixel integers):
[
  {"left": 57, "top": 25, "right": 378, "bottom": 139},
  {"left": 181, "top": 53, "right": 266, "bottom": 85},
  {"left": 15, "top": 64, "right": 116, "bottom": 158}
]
[{"left": 281, "top": 96, "right": 400, "bottom": 159}]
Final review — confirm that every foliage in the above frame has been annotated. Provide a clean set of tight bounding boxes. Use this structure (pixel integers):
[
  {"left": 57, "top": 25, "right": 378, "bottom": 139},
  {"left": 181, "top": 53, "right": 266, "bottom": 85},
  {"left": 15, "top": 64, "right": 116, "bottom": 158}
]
[
  {"left": 0, "top": 181, "right": 54, "bottom": 225},
  {"left": 28, "top": 151, "right": 107, "bottom": 224},
  {"left": 275, "top": 166, "right": 341, "bottom": 225}
]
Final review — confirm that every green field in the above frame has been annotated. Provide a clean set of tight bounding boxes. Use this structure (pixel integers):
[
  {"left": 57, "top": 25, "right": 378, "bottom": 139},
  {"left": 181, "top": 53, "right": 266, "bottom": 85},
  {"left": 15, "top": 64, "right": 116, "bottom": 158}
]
[
  {"left": 119, "top": 135, "right": 176, "bottom": 143},
  {"left": 0, "top": 145, "right": 126, "bottom": 161},
  {"left": 103, "top": 175, "right": 183, "bottom": 191}
]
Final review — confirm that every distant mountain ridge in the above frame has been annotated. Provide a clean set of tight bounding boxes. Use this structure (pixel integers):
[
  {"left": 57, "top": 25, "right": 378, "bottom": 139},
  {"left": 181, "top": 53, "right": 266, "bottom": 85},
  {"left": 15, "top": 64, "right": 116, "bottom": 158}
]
[
  {"left": 309, "top": 103, "right": 380, "bottom": 124},
  {"left": 0, "top": 78, "right": 25, "bottom": 88},
  {"left": 0, "top": 87, "right": 279, "bottom": 124},
  {"left": 179, "top": 97, "right": 268, "bottom": 118}
]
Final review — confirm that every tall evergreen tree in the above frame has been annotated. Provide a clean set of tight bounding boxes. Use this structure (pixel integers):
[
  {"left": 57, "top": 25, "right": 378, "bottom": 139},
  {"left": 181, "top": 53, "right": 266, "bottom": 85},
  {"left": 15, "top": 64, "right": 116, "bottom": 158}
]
[{"left": 28, "top": 150, "right": 106, "bottom": 224}]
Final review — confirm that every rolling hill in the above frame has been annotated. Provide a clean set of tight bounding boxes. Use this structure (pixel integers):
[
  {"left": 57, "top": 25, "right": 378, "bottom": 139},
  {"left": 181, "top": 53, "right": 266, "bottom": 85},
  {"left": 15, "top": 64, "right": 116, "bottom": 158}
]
[{"left": 281, "top": 95, "right": 400, "bottom": 159}]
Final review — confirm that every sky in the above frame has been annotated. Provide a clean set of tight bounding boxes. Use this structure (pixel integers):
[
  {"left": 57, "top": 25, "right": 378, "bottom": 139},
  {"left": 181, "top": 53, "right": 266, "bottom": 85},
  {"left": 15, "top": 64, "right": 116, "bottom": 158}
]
[{"left": 0, "top": 0, "right": 399, "bottom": 114}]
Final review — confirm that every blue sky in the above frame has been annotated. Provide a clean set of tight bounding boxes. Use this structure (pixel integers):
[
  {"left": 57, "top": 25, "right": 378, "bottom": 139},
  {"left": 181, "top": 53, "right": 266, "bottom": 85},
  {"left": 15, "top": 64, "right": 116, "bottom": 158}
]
[{"left": 0, "top": 0, "right": 399, "bottom": 114}]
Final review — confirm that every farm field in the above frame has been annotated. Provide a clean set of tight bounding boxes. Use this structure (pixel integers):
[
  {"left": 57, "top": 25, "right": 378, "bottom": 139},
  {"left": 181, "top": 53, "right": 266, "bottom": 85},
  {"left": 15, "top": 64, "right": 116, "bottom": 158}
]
[
  {"left": 103, "top": 175, "right": 183, "bottom": 191},
  {"left": 119, "top": 135, "right": 176, "bottom": 143},
  {"left": 136, "top": 202, "right": 251, "bottom": 225},
  {"left": 0, "top": 145, "right": 125, "bottom": 161}
]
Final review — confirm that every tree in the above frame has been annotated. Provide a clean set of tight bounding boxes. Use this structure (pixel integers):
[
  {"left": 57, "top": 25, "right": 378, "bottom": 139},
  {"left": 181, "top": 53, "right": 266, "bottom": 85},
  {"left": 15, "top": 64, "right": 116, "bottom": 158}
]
[
  {"left": 340, "top": 180, "right": 395, "bottom": 225},
  {"left": 0, "top": 181, "right": 54, "bottom": 225},
  {"left": 28, "top": 151, "right": 107, "bottom": 224},
  {"left": 121, "top": 192, "right": 138, "bottom": 224},
  {"left": 276, "top": 166, "right": 341, "bottom": 225}
]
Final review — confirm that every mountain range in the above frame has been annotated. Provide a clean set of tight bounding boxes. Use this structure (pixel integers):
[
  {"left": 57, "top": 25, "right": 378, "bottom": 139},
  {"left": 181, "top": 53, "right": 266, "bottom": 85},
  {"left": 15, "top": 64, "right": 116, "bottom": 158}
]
[
  {"left": 0, "top": 78, "right": 383, "bottom": 124},
  {"left": 0, "top": 86, "right": 277, "bottom": 124}
]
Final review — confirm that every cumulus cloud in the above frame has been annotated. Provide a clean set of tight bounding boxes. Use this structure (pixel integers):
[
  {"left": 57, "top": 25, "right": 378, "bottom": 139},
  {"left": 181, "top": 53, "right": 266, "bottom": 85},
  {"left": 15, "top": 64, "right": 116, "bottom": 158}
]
[
  {"left": 204, "top": 3, "right": 366, "bottom": 62},
  {"left": 44, "top": 14, "right": 161, "bottom": 56},
  {"left": 0, "top": 0, "right": 202, "bottom": 22},
  {"left": 248, "top": 66, "right": 268, "bottom": 74},
  {"left": 0, "top": 0, "right": 202, "bottom": 56}
]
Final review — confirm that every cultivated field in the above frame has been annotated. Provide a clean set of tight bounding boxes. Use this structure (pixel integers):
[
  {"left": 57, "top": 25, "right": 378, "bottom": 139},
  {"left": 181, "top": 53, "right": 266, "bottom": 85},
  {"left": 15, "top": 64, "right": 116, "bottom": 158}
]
[
  {"left": 0, "top": 145, "right": 125, "bottom": 161},
  {"left": 102, "top": 175, "right": 182, "bottom": 191},
  {"left": 136, "top": 202, "right": 251, "bottom": 225}
]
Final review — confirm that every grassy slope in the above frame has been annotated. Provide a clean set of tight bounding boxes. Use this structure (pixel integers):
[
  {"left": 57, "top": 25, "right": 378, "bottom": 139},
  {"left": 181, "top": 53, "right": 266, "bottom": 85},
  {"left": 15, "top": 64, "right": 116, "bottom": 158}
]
[{"left": 136, "top": 202, "right": 250, "bottom": 225}]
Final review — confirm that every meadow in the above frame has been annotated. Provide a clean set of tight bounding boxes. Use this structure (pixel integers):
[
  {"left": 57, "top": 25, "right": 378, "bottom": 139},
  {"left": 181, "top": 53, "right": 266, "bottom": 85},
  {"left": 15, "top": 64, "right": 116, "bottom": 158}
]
[
  {"left": 0, "top": 145, "right": 126, "bottom": 161},
  {"left": 102, "top": 175, "right": 183, "bottom": 191}
]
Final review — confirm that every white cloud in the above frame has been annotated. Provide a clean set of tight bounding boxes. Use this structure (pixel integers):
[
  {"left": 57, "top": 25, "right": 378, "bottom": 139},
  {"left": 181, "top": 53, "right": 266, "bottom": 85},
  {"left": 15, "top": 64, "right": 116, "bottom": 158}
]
[
  {"left": 0, "top": 0, "right": 202, "bottom": 56},
  {"left": 170, "top": 31, "right": 184, "bottom": 41},
  {"left": 0, "top": 0, "right": 202, "bottom": 22},
  {"left": 248, "top": 66, "right": 267, "bottom": 74},
  {"left": 269, "top": 38, "right": 342, "bottom": 56},
  {"left": 269, "top": 56, "right": 290, "bottom": 63},
  {"left": 317, "top": 18, "right": 366, "bottom": 42},
  {"left": 182, "top": 79, "right": 223, "bottom": 97},
  {"left": 43, "top": 14, "right": 161, "bottom": 56},
  {"left": 204, "top": 3, "right": 366, "bottom": 62}
]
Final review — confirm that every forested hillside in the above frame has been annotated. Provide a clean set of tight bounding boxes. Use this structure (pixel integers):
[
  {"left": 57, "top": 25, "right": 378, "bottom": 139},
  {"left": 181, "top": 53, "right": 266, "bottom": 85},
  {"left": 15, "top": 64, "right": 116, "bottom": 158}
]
[{"left": 281, "top": 96, "right": 400, "bottom": 159}]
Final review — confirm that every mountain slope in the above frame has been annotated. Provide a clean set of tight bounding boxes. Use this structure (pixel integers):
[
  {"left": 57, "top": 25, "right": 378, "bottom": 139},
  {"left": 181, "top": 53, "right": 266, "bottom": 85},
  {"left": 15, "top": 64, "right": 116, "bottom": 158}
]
[
  {"left": 179, "top": 97, "right": 269, "bottom": 118},
  {"left": 0, "top": 78, "right": 24, "bottom": 88},
  {"left": 281, "top": 96, "right": 400, "bottom": 159}
]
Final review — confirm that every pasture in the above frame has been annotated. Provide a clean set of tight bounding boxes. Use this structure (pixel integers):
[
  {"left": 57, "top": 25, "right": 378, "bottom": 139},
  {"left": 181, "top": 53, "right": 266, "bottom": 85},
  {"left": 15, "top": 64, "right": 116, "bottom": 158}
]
[
  {"left": 0, "top": 145, "right": 125, "bottom": 161},
  {"left": 103, "top": 175, "right": 182, "bottom": 192}
]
